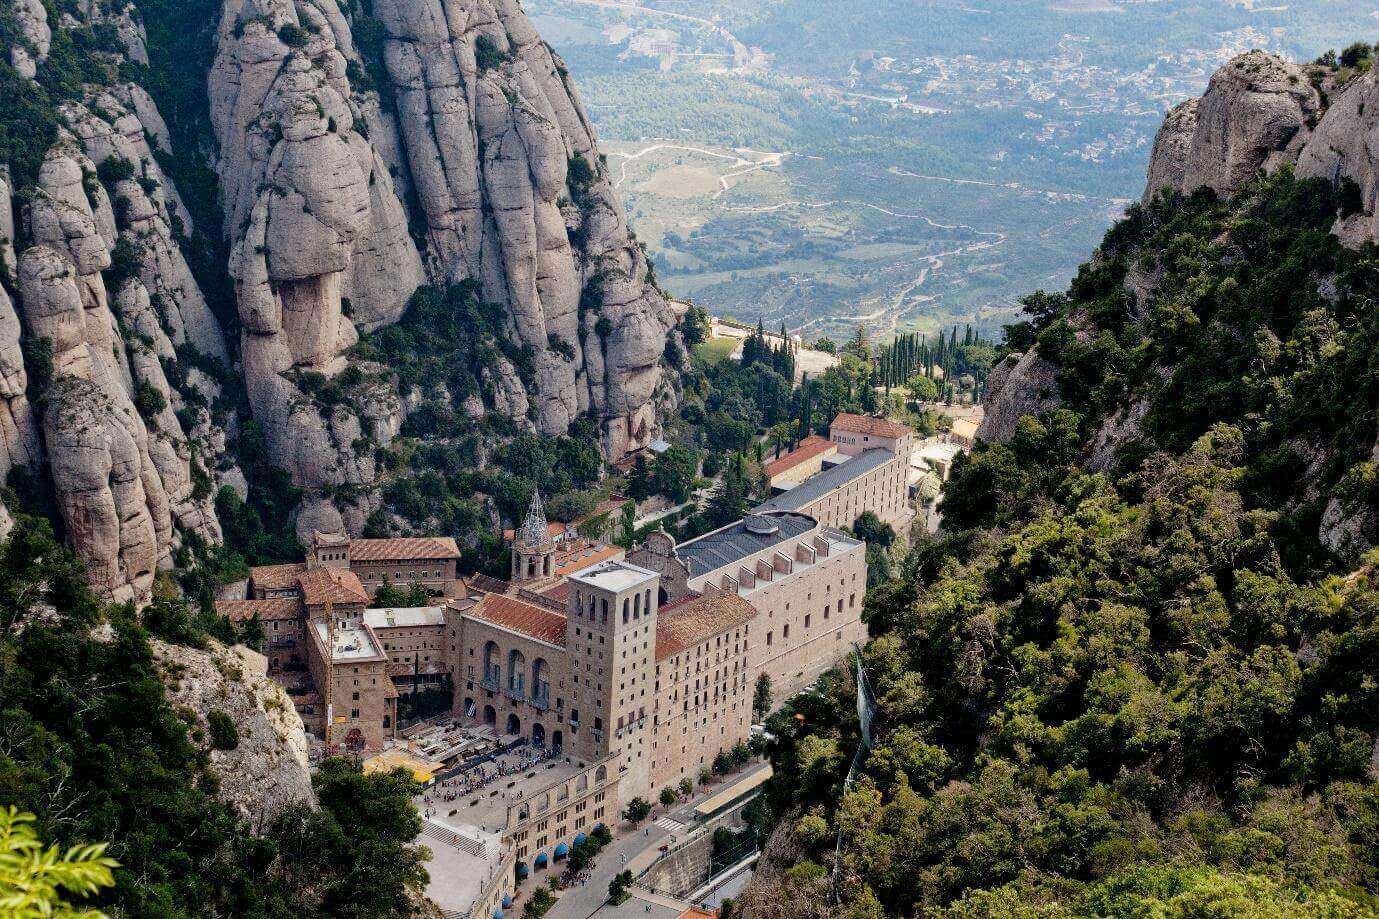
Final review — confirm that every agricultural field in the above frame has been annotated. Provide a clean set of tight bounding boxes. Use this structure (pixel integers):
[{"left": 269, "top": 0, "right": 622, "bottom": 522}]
[{"left": 531, "top": 0, "right": 1379, "bottom": 340}]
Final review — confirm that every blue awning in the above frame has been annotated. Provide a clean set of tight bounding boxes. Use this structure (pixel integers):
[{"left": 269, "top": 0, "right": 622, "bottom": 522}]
[
  {"left": 573, "top": 832, "right": 587, "bottom": 846},
  {"left": 516, "top": 863, "right": 529, "bottom": 879},
  {"left": 502, "top": 895, "right": 512, "bottom": 908},
  {"left": 554, "top": 843, "right": 569, "bottom": 858},
  {"left": 493, "top": 910, "right": 503, "bottom": 919},
  {"left": 534, "top": 852, "right": 549, "bottom": 867}
]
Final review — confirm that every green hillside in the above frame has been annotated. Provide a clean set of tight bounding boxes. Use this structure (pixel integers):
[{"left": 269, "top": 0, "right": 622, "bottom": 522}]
[{"left": 751, "top": 171, "right": 1379, "bottom": 917}]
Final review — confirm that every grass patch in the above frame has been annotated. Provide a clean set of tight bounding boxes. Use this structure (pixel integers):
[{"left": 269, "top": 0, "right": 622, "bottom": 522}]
[{"left": 693, "top": 337, "right": 739, "bottom": 368}]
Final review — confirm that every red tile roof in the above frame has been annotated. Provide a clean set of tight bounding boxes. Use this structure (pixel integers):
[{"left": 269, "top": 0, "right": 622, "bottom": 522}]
[
  {"left": 763, "top": 435, "right": 836, "bottom": 479},
  {"left": 553, "top": 542, "right": 624, "bottom": 577},
  {"left": 249, "top": 562, "right": 307, "bottom": 591},
  {"left": 298, "top": 567, "right": 370, "bottom": 606},
  {"left": 831, "top": 413, "right": 912, "bottom": 439},
  {"left": 540, "top": 581, "right": 571, "bottom": 603},
  {"left": 349, "top": 537, "right": 460, "bottom": 562},
  {"left": 467, "top": 594, "right": 568, "bottom": 647},
  {"left": 656, "top": 593, "right": 757, "bottom": 660},
  {"left": 216, "top": 598, "right": 301, "bottom": 622}
]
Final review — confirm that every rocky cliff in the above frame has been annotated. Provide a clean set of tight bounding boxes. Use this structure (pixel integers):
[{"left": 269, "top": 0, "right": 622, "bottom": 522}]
[
  {"left": 1144, "top": 47, "right": 1379, "bottom": 236},
  {"left": 979, "top": 47, "right": 1379, "bottom": 561},
  {"left": 155, "top": 638, "right": 315, "bottom": 830},
  {"left": 990, "top": 47, "right": 1379, "bottom": 448},
  {"left": 0, "top": 0, "right": 679, "bottom": 601}
]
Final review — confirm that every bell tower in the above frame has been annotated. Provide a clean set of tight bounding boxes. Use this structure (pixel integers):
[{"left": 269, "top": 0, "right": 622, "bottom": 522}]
[
  {"left": 512, "top": 490, "right": 557, "bottom": 583},
  {"left": 564, "top": 559, "right": 661, "bottom": 799}
]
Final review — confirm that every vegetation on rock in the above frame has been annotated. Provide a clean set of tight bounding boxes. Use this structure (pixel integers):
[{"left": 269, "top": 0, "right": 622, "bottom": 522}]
[{"left": 751, "top": 172, "right": 1379, "bottom": 917}]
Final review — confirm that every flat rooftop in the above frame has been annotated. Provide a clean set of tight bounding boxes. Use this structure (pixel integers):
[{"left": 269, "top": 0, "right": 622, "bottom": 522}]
[
  {"left": 914, "top": 439, "right": 961, "bottom": 466},
  {"left": 568, "top": 559, "right": 658, "bottom": 593},
  {"left": 417, "top": 817, "right": 505, "bottom": 916},
  {"left": 435, "top": 752, "right": 587, "bottom": 835},
  {"left": 312, "top": 619, "right": 385, "bottom": 661},
  {"left": 676, "top": 511, "right": 817, "bottom": 579},
  {"left": 754, "top": 448, "right": 894, "bottom": 515},
  {"left": 363, "top": 606, "right": 445, "bottom": 629}
]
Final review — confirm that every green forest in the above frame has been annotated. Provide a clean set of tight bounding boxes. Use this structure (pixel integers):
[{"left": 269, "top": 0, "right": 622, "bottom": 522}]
[
  {"left": 753, "top": 171, "right": 1379, "bottom": 917},
  {"left": 0, "top": 517, "right": 428, "bottom": 917}
]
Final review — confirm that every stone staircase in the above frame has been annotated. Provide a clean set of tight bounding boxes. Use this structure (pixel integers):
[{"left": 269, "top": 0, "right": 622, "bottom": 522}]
[{"left": 422, "top": 821, "right": 488, "bottom": 859}]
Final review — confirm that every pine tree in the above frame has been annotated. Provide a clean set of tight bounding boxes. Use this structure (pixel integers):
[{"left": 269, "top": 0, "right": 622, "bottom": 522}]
[
  {"left": 705, "top": 455, "right": 750, "bottom": 528},
  {"left": 628, "top": 453, "right": 652, "bottom": 501}
]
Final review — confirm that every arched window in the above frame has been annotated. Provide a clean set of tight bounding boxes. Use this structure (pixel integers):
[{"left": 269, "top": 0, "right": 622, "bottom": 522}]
[
  {"left": 531, "top": 658, "right": 550, "bottom": 704},
  {"left": 507, "top": 649, "right": 527, "bottom": 695},
  {"left": 483, "top": 642, "right": 500, "bottom": 685}
]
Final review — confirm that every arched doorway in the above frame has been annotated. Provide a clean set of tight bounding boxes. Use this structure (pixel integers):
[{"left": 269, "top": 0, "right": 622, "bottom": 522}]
[
  {"left": 507, "top": 713, "right": 521, "bottom": 735},
  {"left": 484, "top": 705, "right": 497, "bottom": 726},
  {"left": 552, "top": 729, "right": 563, "bottom": 753},
  {"left": 532, "top": 722, "right": 546, "bottom": 747}
]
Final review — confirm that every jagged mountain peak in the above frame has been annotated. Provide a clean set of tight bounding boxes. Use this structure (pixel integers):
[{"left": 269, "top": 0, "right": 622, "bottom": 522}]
[{"left": 0, "top": 0, "right": 682, "bottom": 603}]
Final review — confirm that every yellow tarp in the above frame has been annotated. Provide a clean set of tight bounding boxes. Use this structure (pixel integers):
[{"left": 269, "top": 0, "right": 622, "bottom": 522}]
[{"left": 363, "top": 747, "right": 444, "bottom": 784}]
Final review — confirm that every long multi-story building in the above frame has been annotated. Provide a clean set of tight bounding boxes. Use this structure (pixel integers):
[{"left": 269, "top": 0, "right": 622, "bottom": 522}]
[
  {"left": 756, "top": 412, "right": 914, "bottom": 532},
  {"left": 217, "top": 413, "right": 911, "bottom": 879}
]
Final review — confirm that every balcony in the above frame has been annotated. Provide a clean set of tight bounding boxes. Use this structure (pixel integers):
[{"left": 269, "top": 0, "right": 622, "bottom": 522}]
[
  {"left": 481, "top": 675, "right": 501, "bottom": 693},
  {"left": 529, "top": 693, "right": 551, "bottom": 712}
]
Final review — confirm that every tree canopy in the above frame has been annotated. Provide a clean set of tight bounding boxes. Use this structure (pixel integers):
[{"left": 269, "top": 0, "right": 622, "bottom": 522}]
[{"left": 753, "top": 172, "right": 1379, "bottom": 917}]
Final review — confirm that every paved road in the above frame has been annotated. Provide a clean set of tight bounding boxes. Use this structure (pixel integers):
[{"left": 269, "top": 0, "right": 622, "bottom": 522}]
[
  {"left": 542, "top": 819, "right": 673, "bottom": 919},
  {"left": 535, "top": 764, "right": 770, "bottom": 919}
]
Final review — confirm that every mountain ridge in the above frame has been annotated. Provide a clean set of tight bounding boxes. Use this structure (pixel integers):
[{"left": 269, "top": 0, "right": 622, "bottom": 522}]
[{"left": 0, "top": 0, "right": 682, "bottom": 603}]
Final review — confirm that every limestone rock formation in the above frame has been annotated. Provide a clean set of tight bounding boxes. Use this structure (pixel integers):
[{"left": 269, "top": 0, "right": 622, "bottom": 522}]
[
  {"left": 1144, "top": 51, "right": 1320, "bottom": 202},
  {"left": 975, "top": 349, "right": 1061, "bottom": 444},
  {"left": 0, "top": 0, "right": 680, "bottom": 598},
  {"left": 7, "top": 0, "right": 50, "bottom": 79},
  {"left": 201, "top": 0, "right": 675, "bottom": 538},
  {"left": 1298, "top": 67, "right": 1379, "bottom": 245},
  {"left": 13, "top": 129, "right": 223, "bottom": 603},
  {"left": 154, "top": 639, "right": 315, "bottom": 829},
  {"left": 1141, "top": 100, "right": 1197, "bottom": 205}
]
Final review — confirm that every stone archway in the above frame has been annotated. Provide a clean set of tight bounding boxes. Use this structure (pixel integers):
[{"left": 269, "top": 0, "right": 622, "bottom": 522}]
[
  {"left": 552, "top": 729, "right": 564, "bottom": 752},
  {"left": 532, "top": 722, "right": 546, "bottom": 747},
  {"left": 484, "top": 705, "right": 497, "bottom": 726},
  {"left": 507, "top": 713, "right": 521, "bottom": 735}
]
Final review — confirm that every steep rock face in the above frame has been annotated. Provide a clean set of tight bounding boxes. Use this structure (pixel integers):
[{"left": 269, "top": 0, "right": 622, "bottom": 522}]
[
  {"left": 7, "top": 0, "right": 50, "bottom": 79},
  {"left": 13, "top": 130, "right": 224, "bottom": 604},
  {"left": 1147, "top": 50, "right": 1379, "bottom": 253},
  {"left": 0, "top": 278, "right": 41, "bottom": 479},
  {"left": 1144, "top": 51, "right": 1320, "bottom": 202},
  {"left": 975, "top": 349, "right": 1061, "bottom": 444},
  {"left": 0, "top": 0, "right": 679, "bottom": 596},
  {"left": 1141, "top": 99, "right": 1197, "bottom": 205},
  {"left": 1297, "top": 68, "right": 1379, "bottom": 245},
  {"left": 154, "top": 639, "right": 315, "bottom": 829},
  {"left": 208, "top": 0, "right": 675, "bottom": 524}
]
